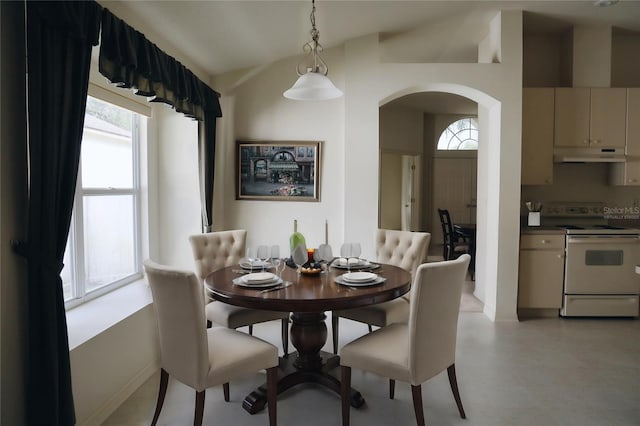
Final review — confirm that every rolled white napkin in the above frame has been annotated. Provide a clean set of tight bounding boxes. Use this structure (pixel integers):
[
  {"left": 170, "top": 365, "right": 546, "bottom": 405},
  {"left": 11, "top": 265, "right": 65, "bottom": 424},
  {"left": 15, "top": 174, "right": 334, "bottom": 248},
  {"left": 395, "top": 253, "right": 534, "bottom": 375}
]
[
  {"left": 292, "top": 244, "right": 308, "bottom": 266},
  {"left": 336, "top": 257, "right": 361, "bottom": 266}
]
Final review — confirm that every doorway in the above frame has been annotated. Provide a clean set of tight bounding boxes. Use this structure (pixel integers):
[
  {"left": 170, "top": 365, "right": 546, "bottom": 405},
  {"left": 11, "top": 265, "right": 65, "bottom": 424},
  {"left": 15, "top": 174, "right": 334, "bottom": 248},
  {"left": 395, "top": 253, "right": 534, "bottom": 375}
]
[
  {"left": 379, "top": 152, "right": 420, "bottom": 231},
  {"left": 431, "top": 157, "right": 477, "bottom": 252},
  {"left": 378, "top": 92, "right": 478, "bottom": 256}
]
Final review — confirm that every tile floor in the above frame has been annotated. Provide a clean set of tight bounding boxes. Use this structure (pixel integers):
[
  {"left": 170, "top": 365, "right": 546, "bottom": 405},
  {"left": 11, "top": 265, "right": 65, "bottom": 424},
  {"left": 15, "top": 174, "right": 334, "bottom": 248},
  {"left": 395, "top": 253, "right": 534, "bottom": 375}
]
[{"left": 103, "top": 287, "right": 640, "bottom": 426}]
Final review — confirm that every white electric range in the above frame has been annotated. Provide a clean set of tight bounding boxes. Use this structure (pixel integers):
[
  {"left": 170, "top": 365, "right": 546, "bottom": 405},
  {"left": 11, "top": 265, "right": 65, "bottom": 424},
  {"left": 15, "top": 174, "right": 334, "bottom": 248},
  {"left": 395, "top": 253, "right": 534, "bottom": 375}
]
[{"left": 541, "top": 202, "right": 640, "bottom": 317}]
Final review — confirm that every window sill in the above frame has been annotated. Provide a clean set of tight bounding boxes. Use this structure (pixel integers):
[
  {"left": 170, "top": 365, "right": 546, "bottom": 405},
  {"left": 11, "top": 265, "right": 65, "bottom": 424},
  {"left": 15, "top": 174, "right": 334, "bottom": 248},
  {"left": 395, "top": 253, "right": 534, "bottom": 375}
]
[{"left": 66, "top": 279, "right": 153, "bottom": 351}]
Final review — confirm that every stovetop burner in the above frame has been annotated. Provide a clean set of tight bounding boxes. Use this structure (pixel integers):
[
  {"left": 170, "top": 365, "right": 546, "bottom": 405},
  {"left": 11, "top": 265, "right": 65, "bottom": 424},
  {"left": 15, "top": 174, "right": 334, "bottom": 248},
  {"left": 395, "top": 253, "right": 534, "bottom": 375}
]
[{"left": 591, "top": 225, "right": 626, "bottom": 230}]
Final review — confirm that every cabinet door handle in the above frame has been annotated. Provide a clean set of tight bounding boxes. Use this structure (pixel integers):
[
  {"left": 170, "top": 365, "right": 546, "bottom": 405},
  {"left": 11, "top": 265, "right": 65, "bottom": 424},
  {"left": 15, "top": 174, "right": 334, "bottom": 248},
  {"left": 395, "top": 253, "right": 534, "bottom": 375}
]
[
  {"left": 541, "top": 239, "right": 550, "bottom": 244},
  {"left": 629, "top": 179, "right": 638, "bottom": 183},
  {"left": 557, "top": 254, "right": 564, "bottom": 259},
  {"left": 583, "top": 139, "right": 589, "bottom": 145},
  {"left": 591, "top": 139, "right": 600, "bottom": 145}
]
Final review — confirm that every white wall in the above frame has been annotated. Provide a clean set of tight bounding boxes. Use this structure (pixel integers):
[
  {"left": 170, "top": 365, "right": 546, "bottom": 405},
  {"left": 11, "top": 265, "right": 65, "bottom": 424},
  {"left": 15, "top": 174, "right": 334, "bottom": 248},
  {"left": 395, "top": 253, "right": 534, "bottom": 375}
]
[
  {"left": 214, "top": 48, "right": 347, "bottom": 253},
  {"left": 379, "top": 106, "right": 423, "bottom": 231},
  {"left": 379, "top": 153, "right": 403, "bottom": 230},
  {"left": 573, "top": 25, "right": 612, "bottom": 87},
  {"left": 70, "top": 305, "right": 158, "bottom": 425},
  {"left": 156, "top": 107, "right": 202, "bottom": 269},
  {"left": 379, "top": 105, "right": 424, "bottom": 154},
  {"left": 214, "top": 11, "right": 523, "bottom": 320}
]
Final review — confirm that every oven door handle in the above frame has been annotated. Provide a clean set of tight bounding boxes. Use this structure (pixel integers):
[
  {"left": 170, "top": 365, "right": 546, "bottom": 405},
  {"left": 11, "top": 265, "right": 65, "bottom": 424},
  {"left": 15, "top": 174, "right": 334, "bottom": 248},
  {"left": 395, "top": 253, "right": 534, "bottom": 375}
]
[{"left": 566, "top": 236, "right": 640, "bottom": 245}]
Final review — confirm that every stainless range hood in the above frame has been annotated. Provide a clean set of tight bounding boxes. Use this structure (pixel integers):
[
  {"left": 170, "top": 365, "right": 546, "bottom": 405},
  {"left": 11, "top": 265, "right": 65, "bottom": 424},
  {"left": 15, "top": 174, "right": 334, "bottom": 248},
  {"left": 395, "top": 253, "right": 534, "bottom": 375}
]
[{"left": 553, "top": 147, "right": 626, "bottom": 163}]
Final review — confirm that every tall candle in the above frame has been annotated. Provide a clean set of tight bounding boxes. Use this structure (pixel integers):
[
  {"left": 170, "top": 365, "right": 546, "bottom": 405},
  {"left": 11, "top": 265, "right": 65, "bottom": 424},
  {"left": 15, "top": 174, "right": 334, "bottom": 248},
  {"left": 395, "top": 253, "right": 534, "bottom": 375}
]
[{"left": 325, "top": 220, "right": 328, "bottom": 244}]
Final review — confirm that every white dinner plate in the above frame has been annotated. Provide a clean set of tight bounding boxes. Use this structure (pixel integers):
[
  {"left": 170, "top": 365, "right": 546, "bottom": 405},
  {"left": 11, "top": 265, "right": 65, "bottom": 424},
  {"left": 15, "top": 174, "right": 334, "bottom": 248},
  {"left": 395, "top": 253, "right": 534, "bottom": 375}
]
[
  {"left": 233, "top": 275, "right": 282, "bottom": 288},
  {"left": 335, "top": 275, "right": 386, "bottom": 287},
  {"left": 342, "top": 272, "right": 377, "bottom": 283},
  {"left": 242, "top": 272, "right": 276, "bottom": 284}
]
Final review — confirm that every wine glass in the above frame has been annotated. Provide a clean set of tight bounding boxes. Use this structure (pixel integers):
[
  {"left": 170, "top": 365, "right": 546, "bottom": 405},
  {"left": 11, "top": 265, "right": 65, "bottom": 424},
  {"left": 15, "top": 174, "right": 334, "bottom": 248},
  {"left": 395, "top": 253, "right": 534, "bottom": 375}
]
[
  {"left": 270, "top": 245, "right": 284, "bottom": 277},
  {"left": 340, "top": 242, "right": 362, "bottom": 273},
  {"left": 245, "top": 247, "right": 257, "bottom": 270},
  {"left": 315, "top": 244, "right": 333, "bottom": 274},
  {"left": 351, "top": 243, "right": 362, "bottom": 263},
  {"left": 340, "top": 243, "right": 354, "bottom": 273},
  {"left": 256, "top": 245, "right": 270, "bottom": 272},
  {"left": 291, "top": 243, "right": 308, "bottom": 278}
]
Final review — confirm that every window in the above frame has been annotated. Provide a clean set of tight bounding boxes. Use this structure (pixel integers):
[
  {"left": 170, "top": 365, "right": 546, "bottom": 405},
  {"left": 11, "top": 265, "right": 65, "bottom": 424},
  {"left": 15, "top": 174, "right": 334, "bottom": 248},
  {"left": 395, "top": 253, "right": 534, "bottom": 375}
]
[
  {"left": 437, "top": 118, "right": 479, "bottom": 151},
  {"left": 62, "top": 96, "right": 143, "bottom": 308}
]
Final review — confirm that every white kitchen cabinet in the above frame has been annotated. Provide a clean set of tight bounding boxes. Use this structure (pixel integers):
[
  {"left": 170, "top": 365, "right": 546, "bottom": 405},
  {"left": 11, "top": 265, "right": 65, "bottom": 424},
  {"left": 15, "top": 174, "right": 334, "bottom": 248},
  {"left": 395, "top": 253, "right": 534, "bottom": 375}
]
[
  {"left": 522, "top": 88, "right": 554, "bottom": 185},
  {"left": 518, "top": 233, "right": 565, "bottom": 310},
  {"left": 554, "top": 88, "right": 626, "bottom": 148},
  {"left": 610, "top": 88, "right": 640, "bottom": 186}
]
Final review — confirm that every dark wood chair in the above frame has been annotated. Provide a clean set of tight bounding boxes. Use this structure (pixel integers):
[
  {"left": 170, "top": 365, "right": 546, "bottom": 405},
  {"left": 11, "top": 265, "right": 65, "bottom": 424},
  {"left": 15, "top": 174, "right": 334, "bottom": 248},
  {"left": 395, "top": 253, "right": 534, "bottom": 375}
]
[{"left": 437, "top": 209, "right": 470, "bottom": 261}]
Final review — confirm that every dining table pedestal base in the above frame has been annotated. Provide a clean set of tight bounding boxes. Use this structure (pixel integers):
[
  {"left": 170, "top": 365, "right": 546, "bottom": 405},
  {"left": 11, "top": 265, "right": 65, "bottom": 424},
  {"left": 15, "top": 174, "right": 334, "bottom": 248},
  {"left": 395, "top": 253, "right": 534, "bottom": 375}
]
[{"left": 242, "top": 312, "right": 365, "bottom": 414}]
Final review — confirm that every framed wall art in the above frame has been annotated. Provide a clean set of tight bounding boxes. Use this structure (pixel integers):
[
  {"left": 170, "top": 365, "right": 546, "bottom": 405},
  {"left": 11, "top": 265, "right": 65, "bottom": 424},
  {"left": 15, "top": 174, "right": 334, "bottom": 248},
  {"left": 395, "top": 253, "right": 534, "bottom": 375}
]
[{"left": 236, "top": 140, "right": 322, "bottom": 201}]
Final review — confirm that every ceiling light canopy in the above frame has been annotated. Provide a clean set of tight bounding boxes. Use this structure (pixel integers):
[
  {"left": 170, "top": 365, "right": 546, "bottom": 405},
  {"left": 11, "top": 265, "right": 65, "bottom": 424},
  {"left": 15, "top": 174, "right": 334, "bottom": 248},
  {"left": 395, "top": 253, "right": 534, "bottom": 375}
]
[{"left": 283, "top": 0, "right": 343, "bottom": 101}]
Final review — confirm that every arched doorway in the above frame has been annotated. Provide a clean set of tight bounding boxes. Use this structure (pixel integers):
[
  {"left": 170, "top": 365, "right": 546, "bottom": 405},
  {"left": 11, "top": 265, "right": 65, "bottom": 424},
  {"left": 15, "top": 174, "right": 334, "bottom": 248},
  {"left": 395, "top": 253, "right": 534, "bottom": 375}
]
[
  {"left": 371, "top": 84, "right": 505, "bottom": 318},
  {"left": 379, "top": 91, "right": 479, "bottom": 249},
  {"left": 379, "top": 91, "right": 481, "bottom": 302}
]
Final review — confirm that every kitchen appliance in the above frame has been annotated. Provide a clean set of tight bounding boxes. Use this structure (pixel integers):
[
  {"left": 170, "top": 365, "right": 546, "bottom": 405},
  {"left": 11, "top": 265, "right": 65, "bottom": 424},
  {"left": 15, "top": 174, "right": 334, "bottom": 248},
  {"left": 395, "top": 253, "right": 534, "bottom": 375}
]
[
  {"left": 542, "top": 202, "right": 640, "bottom": 317},
  {"left": 553, "top": 147, "right": 626, "bottom": 163},
  {"left": 526, "top": 201, "right": 542, "bottom": 226}
]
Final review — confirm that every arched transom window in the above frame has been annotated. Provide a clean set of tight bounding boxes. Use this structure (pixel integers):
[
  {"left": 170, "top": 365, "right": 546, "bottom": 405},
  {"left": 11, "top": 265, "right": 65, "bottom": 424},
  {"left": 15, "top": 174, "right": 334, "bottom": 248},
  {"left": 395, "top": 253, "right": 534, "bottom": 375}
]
[{"left": 437, "top": 118, "right": 478, "bottom": 150}]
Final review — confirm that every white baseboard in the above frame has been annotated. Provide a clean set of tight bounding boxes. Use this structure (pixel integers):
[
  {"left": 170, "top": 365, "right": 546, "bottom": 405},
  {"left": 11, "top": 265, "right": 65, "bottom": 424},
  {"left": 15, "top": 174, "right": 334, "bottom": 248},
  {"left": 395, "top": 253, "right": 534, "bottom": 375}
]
[{"left": 77, "top": 360, "right": 159, "bottom": 426}]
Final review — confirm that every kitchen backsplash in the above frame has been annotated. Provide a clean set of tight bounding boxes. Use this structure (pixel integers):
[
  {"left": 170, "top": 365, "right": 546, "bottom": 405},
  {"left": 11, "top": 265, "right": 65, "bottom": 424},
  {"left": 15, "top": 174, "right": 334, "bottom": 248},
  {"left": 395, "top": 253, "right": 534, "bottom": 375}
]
[{"left": 521, "top": 162, "right": 640, "bottom": 219}]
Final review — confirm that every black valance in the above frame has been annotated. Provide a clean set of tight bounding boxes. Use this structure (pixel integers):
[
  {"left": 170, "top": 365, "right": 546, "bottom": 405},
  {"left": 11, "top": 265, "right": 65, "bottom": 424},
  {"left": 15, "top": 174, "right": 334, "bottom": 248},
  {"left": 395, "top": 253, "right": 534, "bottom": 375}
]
[{"left": 99, "top": 8, "right": 222, "bottom": 120}]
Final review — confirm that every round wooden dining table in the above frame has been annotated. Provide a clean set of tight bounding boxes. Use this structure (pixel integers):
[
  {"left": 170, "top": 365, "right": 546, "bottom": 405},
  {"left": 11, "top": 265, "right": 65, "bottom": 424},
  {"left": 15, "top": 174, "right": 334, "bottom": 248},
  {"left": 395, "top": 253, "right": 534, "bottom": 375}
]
[{"left": 204, "top": 262, "right": 411, "bottom": 414}]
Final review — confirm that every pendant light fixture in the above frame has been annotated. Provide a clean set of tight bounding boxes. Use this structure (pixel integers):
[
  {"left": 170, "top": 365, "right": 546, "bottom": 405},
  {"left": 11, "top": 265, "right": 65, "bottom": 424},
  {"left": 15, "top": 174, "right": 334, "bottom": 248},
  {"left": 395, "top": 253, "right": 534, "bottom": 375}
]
[{"left": 283, "top": 0, "right": 343, "bottom": 101}]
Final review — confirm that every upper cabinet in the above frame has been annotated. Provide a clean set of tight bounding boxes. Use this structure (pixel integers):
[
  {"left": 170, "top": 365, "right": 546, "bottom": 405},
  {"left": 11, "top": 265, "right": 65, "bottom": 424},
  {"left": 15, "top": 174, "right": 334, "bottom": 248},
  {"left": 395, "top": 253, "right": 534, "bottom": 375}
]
[
  {"left": 610, "top": 88, "right": 640, "bottom": 186},
  {"left": 522, "top": 88, "right": 554, "bottom": 185},
  {"left": 554, "top": 88, "right": 626, "bottom": 148}
]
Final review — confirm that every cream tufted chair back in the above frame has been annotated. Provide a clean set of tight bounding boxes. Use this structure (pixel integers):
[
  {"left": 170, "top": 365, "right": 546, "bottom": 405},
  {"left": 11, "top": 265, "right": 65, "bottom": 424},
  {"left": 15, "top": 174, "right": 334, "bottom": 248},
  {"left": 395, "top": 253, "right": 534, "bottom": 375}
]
[
  {"left": 144, "top": 259, "right": 279, "bottom": 425},
  {"left": 375, "top": 229, "right": 430, "bottom": 281},
  {"left": 331, "top": 229, "right": 431, "bottom": 355},
  {"left": 188, "top": 229, "right": 290, "bottom": 356},
  {"left": 189, "top": 230, "right": 247, "bottom": 284},
  {"left": 144, "top": 260, "right": 209, "bottom": 389},
  {"left": 339, "top": 255, "right": 471, "bottom": 426}
]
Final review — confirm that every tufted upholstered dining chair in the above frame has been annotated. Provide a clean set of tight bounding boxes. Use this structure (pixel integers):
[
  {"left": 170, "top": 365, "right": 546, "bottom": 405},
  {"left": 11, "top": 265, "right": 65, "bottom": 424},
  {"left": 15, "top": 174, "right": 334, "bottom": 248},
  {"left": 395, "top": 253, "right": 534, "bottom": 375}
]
[
  {"left": 339, "top": 254, "right": 471, "bottom": 426},
  {"left": 144, "top": 260, "right": 278, "bottom": 426},
  {"left": 189, "top": 230, "right": 289, "bottom": 356},
  {"left": 331, "top": 229, "right": 430, "bottom": 354}
]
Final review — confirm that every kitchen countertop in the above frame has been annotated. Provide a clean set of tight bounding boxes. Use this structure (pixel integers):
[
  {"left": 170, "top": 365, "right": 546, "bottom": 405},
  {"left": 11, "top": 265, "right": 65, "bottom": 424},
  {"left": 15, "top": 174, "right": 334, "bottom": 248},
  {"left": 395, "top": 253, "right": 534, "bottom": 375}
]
[{"left": 520, "top": 226, "right": 566, "bottom": 235}]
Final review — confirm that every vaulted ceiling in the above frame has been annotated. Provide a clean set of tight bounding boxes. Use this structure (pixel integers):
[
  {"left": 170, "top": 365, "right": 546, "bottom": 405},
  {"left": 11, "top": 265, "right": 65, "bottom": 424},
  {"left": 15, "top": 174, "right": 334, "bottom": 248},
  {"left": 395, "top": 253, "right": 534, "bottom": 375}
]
[{"left": 100, "top": 0, "right": 640, "bottom": 78}]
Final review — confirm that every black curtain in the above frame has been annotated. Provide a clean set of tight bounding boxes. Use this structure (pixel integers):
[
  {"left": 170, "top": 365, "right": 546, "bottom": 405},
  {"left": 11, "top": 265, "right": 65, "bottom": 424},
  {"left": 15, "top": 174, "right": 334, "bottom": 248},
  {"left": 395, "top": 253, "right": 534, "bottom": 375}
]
[
  {"left": 198, "top": 118, "right": 217, "bottom": 232},
  {"left": 21, "top": 2, "right": 102, "bottom": 425},
  {"left": 99, "top": 9, "right": 222, "bottom": 232}
]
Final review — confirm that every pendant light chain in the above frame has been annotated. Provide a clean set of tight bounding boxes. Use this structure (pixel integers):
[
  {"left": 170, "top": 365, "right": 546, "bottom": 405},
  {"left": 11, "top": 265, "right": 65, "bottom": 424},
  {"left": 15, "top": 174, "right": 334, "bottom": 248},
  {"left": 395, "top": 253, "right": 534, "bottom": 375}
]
[
  {"left": 283, "top": 0, "right": 343, "bottom": 100},
  {"left": 310, "top": 0, "right": 319, "bottom": 43}
]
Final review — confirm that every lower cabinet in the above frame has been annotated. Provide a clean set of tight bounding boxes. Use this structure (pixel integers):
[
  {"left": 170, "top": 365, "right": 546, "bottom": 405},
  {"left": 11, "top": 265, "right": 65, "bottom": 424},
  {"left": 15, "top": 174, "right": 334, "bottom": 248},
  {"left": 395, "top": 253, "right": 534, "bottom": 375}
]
[{"left": 518, "top": 234, "right": 565, "bottom": 310}]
